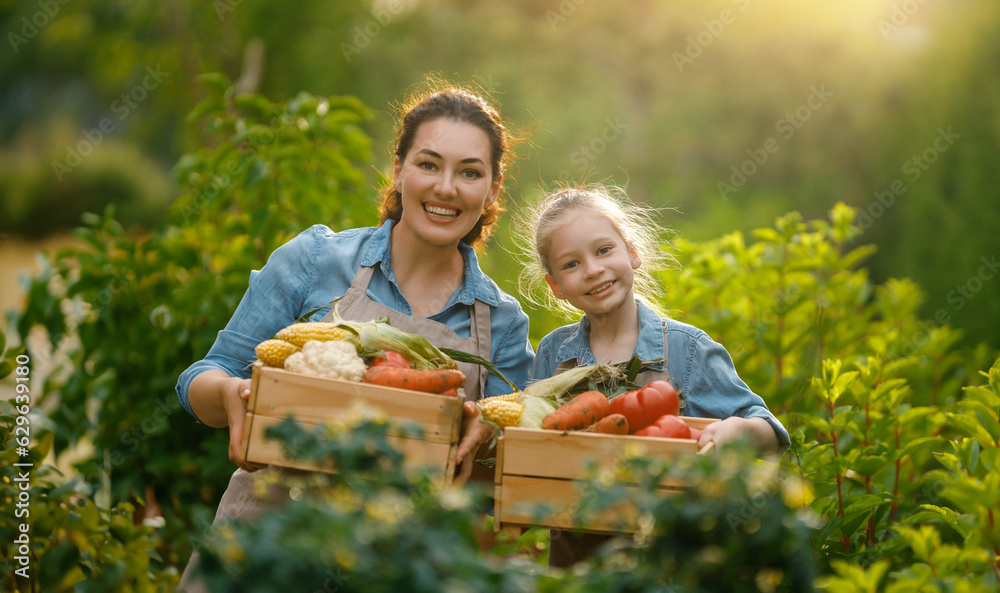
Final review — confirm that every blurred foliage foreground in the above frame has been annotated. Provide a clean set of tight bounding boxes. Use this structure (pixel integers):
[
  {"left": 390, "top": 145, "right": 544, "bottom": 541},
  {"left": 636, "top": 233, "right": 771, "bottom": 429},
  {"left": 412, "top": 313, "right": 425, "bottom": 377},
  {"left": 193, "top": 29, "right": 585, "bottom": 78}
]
[{"left": 2, "top": 78, "right": 1000, "bottom": 591}]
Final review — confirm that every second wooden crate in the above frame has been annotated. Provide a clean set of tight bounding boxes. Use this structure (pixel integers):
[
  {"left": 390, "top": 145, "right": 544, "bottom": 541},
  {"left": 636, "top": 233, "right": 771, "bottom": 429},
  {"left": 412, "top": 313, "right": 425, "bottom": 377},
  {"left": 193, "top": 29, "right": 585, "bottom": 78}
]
[{"left": 494, "top": 417, "right": 718, "bottom": 535}]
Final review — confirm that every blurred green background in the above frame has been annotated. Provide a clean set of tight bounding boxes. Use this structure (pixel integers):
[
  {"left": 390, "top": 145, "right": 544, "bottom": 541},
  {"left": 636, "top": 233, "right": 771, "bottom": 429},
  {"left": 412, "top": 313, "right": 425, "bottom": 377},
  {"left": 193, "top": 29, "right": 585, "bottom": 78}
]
[{"left": 2, "top": 0, "right": 999, "bottom": 350}]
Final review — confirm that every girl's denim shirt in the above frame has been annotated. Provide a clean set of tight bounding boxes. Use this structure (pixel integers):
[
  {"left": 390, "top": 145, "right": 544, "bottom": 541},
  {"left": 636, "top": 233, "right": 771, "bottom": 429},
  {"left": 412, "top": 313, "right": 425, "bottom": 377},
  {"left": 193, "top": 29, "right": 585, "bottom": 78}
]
[{"left": 531, "top": 300, "right": 790, "bottom": 453}]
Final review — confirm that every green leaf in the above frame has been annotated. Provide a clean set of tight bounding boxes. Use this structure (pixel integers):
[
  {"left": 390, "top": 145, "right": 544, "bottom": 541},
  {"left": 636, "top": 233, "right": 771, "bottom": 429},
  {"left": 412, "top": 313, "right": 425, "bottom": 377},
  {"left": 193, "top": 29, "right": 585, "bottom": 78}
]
[
  {"left": 841, "top": 494, "right": 886, "bottom": 537},
  {"left": 902, "top": 504, "right": 973, "bottom": 539}
]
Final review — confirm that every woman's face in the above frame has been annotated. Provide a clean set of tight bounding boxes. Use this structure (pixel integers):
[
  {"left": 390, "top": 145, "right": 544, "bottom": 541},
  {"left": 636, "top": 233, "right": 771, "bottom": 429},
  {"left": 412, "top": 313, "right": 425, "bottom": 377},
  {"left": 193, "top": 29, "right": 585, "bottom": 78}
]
[{"left": 392, "top": 118, "right": 501, "bottom": 249}]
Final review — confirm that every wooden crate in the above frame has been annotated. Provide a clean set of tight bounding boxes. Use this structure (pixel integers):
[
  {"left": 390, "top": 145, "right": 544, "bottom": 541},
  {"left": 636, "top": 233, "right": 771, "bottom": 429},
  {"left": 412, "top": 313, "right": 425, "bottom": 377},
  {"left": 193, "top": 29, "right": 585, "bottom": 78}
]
[
  {"left": 494, "top": 417, "right": 718, "bottom": 535},
  {"left": 239, "top": 362, "right": 464, "bottom": 480}
]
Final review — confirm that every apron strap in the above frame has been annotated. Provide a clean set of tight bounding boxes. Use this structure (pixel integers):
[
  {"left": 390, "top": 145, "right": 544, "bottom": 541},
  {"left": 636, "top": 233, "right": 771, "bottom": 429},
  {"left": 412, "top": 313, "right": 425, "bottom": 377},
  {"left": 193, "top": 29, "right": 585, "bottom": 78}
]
[{"left": 470, "top": 299, "right": 492, "bottom": 393}]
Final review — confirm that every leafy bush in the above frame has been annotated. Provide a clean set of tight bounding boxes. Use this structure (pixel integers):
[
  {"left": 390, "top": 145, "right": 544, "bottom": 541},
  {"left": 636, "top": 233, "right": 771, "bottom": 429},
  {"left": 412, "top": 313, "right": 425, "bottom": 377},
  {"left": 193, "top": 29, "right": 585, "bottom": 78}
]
[
  {"left": 656, "top": 205, "right": 1000, "bottom": 589},
  {"left": 191, "top": 413, "right": 539, "bottom": 593},
  {"left": 13, "top": 74, "right": 378, "bottom": 565},
  {"left": 0, "top": 329, "right": 177, "bottom": 592}
]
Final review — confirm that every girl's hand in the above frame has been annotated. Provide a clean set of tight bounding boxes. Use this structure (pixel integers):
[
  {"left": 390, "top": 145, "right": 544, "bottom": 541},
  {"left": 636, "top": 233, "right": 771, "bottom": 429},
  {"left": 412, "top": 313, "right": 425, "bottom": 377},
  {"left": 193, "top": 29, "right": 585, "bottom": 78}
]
[
  {"left": 454, "top": 400, "right": 495, "bottom": 485},
  {"left": 698, "top": 416, "right": 779, "bottom": 453},
  {"left": 223, "top": 378, "right": 265, "bottom": 472}
]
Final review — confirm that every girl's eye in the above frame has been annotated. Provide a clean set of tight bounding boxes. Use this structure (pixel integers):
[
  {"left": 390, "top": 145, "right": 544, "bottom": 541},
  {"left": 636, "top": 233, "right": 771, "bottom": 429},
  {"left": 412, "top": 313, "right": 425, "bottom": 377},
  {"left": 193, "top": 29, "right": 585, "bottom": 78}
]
[
  {"left": 562, "top": 261, "right": 578, "bottom": 270},
  {"left": 597, "top": 246, "right": 612, "bottom": 256}
]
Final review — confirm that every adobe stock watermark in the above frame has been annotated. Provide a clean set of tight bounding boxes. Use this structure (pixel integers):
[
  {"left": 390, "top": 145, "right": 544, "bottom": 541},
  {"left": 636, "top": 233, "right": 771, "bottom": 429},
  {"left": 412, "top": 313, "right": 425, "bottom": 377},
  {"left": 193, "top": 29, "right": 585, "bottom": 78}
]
[
  {"left": 340, "top": 0, "right": 408, "bottom": 63},
  {"left": 717, "top": 84, "right": 833, "bottom": 200},
  {"left": 556, "top": 116, "right": 629, "bottom": 183},
  {"left": 887, "top": 253, "right": 998, "bottom": 361},
  {"left": 854, "top": 126, "right": 960, "bottom": 232},
  {"left": 673, "top": 0, "right": 753, "bottom": 73},
  {"left": 546, "top": 0, "right": 589, "bottom": 29},
  {"left": 51, "top": 65, "right": 169, "bottom": 181},
  {"left": 214, "top": 0, "right": 243, "bottom": 20},
  {"left": 7, "top": 0, "right": 71, "bottom": 54},
  {"left": 878, "top": 0, "right": 929, "bottom": 40},
  {"left": 177, "top": 107, "right": 293, "bottom": 223}
]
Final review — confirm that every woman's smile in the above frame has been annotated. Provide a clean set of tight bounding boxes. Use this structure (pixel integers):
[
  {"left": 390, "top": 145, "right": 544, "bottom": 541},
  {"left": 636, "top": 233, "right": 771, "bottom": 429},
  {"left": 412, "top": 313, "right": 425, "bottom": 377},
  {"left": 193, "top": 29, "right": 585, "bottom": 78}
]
[{"left": 423, "top": 203, "right": 460, "bottom": 219}]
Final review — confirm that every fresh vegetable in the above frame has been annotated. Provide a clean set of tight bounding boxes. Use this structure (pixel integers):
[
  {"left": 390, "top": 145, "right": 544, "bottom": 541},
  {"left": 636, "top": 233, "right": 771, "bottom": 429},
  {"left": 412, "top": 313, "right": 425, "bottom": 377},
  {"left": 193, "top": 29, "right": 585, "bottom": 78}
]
[
  {"left": 359, "top": 323, "right": 457, "bottom": 371},
  {"left": 689, "top": 427, "right": 703, "bottom": 441},
  {"left": 609, "top": 380, "right": 680, "bottom": 434},
  {"left": 363, "top": 366, "right": 465, "bottom": 393},
  {"left": 479, "top": 394, "right": 523, "bottom": 428},
  {"left": 284, "top": 340, "right": 367, "bottom": 381},
  {"left": 634, "top": 414, "right": 692, "bottom": 439},
  {"left": 523, "top": 363, "right": 626, "bottom": 405},
  {"left": 255, "top": 339, "right": 301, "bottom": 368},
  {"left": 541, "top": 390, "right": 611, "bottom": 431},
  {"left": 275, "top": 322, "right": 358, "bottom": 347},
  {"left": 370, "top": 350, "right": 410, "bottom": 369},
  {"left": 477, "top": 391, "right": 557, "bottom": 430},
  {"left": 584, "top": 413, "right": 629, "bottom": 435}
]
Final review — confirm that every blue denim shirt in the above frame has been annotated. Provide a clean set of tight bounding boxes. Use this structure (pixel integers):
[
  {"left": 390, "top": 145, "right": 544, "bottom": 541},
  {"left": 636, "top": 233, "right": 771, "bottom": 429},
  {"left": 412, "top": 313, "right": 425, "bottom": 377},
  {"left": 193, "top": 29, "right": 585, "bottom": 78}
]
[
  {"left": 176, "top": 221, "right": 535, "bottom": 420},
  {"left": 530, "top": 300, "right": 789, "bottom": 452}
]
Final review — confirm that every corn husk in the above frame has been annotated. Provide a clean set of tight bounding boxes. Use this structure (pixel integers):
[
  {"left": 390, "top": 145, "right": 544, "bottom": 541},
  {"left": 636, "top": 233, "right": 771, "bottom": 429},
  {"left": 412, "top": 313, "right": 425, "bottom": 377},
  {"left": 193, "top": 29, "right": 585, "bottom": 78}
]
[
  {"left": 522, "top": 362, "right": 627, "bottom": 406},
  {"left": 516, "top": 392, "right": 557, "bottom": 429},
  {"left": 358, "top": 322, "right": 457, "bottom": 370}
]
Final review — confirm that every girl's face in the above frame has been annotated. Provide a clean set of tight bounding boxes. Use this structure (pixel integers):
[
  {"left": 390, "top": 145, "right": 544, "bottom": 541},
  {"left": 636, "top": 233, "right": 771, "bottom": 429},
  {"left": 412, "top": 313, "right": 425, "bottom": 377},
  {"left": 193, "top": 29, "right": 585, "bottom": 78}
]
[
  {"left": 544, "top": 209, "right": 641, "bottom": 317},
  {"left": 392, "top": 118, "right": 501, "bottom": 249}
]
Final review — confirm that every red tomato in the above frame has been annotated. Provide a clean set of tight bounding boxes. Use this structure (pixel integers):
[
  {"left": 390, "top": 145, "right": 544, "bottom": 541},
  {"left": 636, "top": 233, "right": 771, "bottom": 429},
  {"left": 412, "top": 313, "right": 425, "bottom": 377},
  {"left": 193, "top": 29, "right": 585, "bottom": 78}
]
[
  {"left": 634, "top": 414, "right": 691, "bottom": 439},
  {"left": 689, "top": 427, "right": 702, "bottom": 441},
  {"left": 608, "top": 380, "right": 680, "bottom": 433},
  {"left": 371, "top": 351, "right": 410, "bottom": 369},
  {"left": 439, "top": 388, "right": 458, "bottom": 397}
]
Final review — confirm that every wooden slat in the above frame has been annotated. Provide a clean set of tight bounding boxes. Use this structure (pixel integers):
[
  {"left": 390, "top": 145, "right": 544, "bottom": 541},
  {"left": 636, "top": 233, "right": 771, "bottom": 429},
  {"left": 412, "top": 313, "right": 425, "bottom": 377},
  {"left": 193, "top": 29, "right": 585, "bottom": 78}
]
[
  {"left": 500, "top": 424, "right": 715, "bottom": 482},
  {"left": 244, "top": 414, "right": 456, "bottom": 476},
  {"left": 249, "top": 363, "right": 462, "bottom": 444},
  {"left": 496, "top": 475, "right": 682, "bottom": 533}
]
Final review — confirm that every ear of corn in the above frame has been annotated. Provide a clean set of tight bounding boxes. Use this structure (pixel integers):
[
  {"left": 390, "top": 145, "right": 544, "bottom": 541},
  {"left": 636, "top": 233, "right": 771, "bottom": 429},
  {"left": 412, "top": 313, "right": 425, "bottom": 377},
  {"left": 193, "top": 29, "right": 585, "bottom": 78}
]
[
  {"left": 255, "top": 339, "right": 301, "bottom": 368},
  {"left": 358, "top": 323, "right": 457, "bottom": 370},
  {"left": 275, "top": 322, "right": 357, "bottom": 347},
  {"left": 479, "top": 394, "right": 523, "bottom": 429}
]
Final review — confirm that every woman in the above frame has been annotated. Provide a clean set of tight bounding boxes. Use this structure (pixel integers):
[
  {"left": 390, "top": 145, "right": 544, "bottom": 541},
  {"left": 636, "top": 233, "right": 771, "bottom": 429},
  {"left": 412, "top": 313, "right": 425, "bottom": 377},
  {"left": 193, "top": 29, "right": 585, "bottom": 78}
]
[{"left": 177, "top": 83, "right": 534, "bottom": 589}]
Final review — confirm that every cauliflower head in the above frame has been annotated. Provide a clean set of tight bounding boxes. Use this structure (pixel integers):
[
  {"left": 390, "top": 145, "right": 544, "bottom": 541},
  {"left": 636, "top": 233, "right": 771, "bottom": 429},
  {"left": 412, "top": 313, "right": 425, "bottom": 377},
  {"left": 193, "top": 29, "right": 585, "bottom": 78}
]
[{"left": 283, "top": 339, "right": 367, "bottom": 382}]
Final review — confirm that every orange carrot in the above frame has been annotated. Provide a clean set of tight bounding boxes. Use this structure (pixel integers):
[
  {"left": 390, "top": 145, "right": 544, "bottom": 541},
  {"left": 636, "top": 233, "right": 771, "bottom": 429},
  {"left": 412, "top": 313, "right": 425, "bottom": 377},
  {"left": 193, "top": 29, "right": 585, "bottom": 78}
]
[
  {"left": 542, "top": 390, "right": 610, "bottom": 431},
  {"left": 585, "top": 413, "right": 629, "bottom": 435},
  {"left": 363, "top": 366, "right": 465, "bottom": 393}
]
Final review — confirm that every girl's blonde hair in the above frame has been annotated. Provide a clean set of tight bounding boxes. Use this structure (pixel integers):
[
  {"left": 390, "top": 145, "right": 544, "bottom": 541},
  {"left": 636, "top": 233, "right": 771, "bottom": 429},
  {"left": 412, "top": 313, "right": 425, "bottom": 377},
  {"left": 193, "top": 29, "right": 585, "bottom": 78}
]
[{"left": 516, "top": 184, "right": 675, "bottom": 318}]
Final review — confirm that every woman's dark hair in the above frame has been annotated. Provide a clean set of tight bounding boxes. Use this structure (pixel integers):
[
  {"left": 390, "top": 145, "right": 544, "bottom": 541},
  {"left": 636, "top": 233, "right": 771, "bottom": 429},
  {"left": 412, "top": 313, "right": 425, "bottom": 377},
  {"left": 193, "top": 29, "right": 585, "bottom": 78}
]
[{"left": 378, "top": 84, "right": 514, "bottom": 250}]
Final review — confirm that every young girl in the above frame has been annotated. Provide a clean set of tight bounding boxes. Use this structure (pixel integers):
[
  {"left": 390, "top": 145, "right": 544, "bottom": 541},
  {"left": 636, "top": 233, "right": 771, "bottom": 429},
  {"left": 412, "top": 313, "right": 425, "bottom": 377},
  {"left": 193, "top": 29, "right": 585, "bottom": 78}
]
[{"left": 520, "top": 185, "right": 789, "bottom": 567}]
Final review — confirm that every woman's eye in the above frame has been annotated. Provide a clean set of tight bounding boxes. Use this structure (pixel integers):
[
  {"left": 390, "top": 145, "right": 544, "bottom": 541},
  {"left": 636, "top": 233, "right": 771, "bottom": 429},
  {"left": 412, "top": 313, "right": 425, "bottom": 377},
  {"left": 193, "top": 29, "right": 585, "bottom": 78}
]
[
  {"left": 462, "top": 169, "right": 482, "bottom": 179},
  {"left": 418, "top": 161, "right": 436, "bottom": 171}
]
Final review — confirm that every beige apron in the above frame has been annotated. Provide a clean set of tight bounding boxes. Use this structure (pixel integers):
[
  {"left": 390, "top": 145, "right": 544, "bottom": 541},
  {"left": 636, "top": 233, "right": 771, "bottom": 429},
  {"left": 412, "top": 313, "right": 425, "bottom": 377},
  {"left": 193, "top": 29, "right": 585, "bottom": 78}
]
[
  {"left": 179, "top": 264, "right": 492, "bottom": 591},
  {"left": 547, "top": 321, "right": 671, "bottom": 570}
]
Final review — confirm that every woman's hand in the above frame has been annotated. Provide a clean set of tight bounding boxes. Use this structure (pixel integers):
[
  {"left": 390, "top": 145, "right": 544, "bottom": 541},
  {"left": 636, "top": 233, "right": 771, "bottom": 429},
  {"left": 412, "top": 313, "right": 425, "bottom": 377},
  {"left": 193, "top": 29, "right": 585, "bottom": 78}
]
[
  {"left": 223, "top": 377, "right": 265, "bottom": 472},
  {"left": 190, "top": 371, "right": 265, "bottom": 472},
  {"left": 698, "top": 416, "right": 779, "bottom": 454},
  {"left": 454, "top": 400, "right": 495, "bottom": 484}
]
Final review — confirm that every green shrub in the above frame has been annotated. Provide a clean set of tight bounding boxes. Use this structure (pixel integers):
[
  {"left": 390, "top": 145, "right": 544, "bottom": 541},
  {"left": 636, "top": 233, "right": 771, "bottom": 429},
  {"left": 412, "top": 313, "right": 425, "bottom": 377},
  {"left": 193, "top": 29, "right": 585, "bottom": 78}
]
[{"left": 12, "top": 73, "right": 378, "bottom": 566}]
